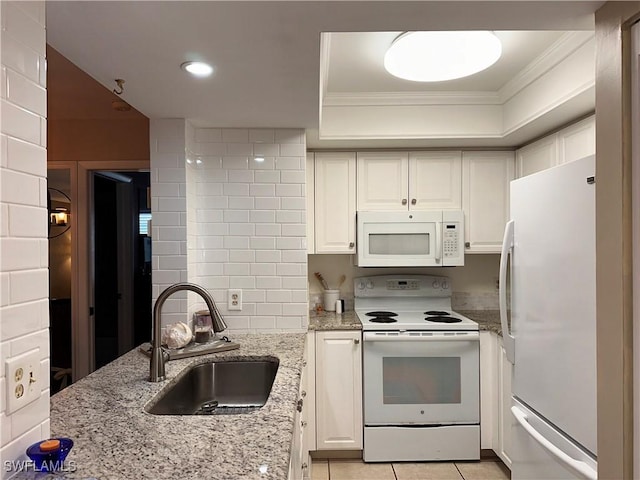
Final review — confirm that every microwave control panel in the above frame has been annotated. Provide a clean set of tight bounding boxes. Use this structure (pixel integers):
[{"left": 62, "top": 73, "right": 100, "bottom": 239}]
[{"left": 443, "top": 223, "right": 460, "bottom": 258}]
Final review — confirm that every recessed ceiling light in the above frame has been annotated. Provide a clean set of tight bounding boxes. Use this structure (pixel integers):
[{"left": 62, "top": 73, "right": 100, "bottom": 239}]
[
  {"left": 384, "top": 31, "right": 502, "bottom": 82},
  {"left": 180, "top": 61, "right": 213, "bottom": 78}
]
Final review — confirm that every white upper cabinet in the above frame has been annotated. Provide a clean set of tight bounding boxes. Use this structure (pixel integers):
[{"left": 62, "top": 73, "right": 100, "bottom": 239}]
[
  {"left": 516, "top": 115, "right": 595, "bottom": 177},
  {"left": 462, "top": 151, "right": 515, "bottom": 253},
  {"left": 357, "top": 151, "right": 462, "bottom": 211},
  {"left": 306, "top": 153, "right": 315, "bottom": 254},
  {"left": 516, "top": 134, "right": 558, "bottom": 178},
  {"left": 356, "top": 152, "right": 409, "bottom": 211},
  {"left": 557, "top": 115, "right": 595, "bottom": 165},
  {"left": 314, "top": 152, "right": 356, "bottom": 254},
  {"left": 409, "top": 151, "right": 462, "bottom": 210}
]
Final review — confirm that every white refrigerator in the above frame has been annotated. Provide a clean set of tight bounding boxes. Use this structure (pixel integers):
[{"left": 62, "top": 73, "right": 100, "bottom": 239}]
[{"left": 499, "top": 155, "right": 597, "bottom": 480}]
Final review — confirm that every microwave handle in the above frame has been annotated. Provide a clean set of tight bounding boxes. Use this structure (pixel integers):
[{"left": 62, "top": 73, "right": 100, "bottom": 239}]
[{"left": 435, "top": 222, "right": 442, "bottom": 264}]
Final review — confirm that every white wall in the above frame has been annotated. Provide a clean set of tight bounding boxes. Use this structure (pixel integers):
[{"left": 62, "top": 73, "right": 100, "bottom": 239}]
[
  {"left": 187, "top": 127, "right": 308, "bottom": 332},
  {"left": 0, "top": 2, "right": 50, "bottom": 477}
]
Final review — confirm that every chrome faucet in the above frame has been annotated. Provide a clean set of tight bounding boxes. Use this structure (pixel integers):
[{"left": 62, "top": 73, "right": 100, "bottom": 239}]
[{"left": 149, "top": 282, "right": 227, "bottom": 382}]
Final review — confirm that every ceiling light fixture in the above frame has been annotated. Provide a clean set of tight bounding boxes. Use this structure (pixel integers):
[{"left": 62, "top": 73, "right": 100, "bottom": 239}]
[
  {"left": 384, "top": 31, "right": 502, "bottom": 82},
  {"left": 180, "top": 61, "right": 213, "bottom": 77}
]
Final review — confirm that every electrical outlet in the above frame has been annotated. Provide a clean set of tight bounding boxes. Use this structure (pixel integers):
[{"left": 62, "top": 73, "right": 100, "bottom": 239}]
[
  {"left": 228, "top": 289, "right": 242, "bottom": 311},
  {"left": 5, "top": 348, "right": 41, "bottom": 414}
]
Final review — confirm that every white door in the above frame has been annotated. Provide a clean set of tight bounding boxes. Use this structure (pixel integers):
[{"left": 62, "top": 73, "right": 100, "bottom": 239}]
[
  {"left": 462, "top": 151, "right": 514, "bottom": 253},
  {"left": 357, "top": 152, "right": 408, "bottom": 211},
  {"left": 306, "top": 153, "right": 315, "bottom": 254},
  {"left": 314, "top": 152, "right": 356, "bottom": 253},
  {"left": 409, "top": 151, "right": 462, "bottom": 210}
]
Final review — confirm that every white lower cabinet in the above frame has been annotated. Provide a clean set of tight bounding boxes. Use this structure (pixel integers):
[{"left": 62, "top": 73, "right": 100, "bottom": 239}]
[
  {"left": 314, "top": 330, "right": 363, "bottom": 450},
  {"left": 479, "top": 331, "right": 513, "bottom": 468}
]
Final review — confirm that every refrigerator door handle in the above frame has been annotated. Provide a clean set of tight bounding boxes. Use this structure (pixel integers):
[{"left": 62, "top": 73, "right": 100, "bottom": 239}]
[
  {"left": 511, "top": 406, "right": 597, "bottom": 480},
  {"left": 499, "top": 220, "right": 515, "bottom": 363}
]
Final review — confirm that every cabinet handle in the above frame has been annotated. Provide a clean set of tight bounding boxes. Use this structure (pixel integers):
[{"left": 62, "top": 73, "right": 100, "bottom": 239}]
[
  {"left": 297, "top": 399, "right": 303, "bottom": 412},
  {"left": 411, "top": 198, "right": 417, "bottom": 205},
  {"left": 354, "top": 338, "right": 360, "bottom": 344},
  {"left": 301, "top": 390, "right": 306, "bottom": 398},
  {"left": 402, "top": 199, "right": 407, "bottom": 205},
  {"left": 302, "top": 463, "right": 308, "bottom": 470},
  {"left": 302, "top": 360, "right": 307, "bottom": 367},
  {"left": 349, "top": 242, "right": 355, "bottom": 248},
  {"left": 465, "top": 242, "right": 471, "bottom": 248},
  {"left": 301, "top": 421, "right": 307, "bottom": 427}
]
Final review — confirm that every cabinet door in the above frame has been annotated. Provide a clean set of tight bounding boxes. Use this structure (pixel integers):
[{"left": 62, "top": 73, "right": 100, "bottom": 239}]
[
  {"left": 409, "top": 151, "right": 462, "bottom": 210},
  {"left": 306, "top": 153, "right": 315, "bottom": 254},
  {"left": 557, "top": 116, "right": 595, "bottom": 165},
  {"left": 516, "top": 134, "right": 557, "bottom": 178},
  {"left": 496, "top": 340, "right": 513, "bottom": 469},
  {"left": 315, "top": 330, "right": 363, "bottom": 450},
  {"left": 462, "top": 151, "right": 515, "bottom": 253},
  {"left": 314, "top": 152, "right": 356, "bottom": 253},
  {"left": 357, "top": 152, "right": 409, "bottom": 211}
]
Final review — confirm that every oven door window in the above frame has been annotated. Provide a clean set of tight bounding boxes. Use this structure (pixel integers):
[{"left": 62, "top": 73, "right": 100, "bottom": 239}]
[
  {"left": 383, "top": 357, "right": 460, "bottom": 404},
  {"left": 363, "top": 336, "right": 479, "bottom": 425}
]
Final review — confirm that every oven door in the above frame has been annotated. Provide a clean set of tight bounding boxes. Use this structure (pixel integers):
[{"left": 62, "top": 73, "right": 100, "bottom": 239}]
[{"left": 363, "top": 331, "right": 479, "bottom": 425}]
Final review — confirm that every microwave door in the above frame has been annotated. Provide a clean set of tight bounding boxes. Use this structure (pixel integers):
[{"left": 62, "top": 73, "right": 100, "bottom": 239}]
[{"left": 361, "top": 222, "right": 437, "bottom": 267}]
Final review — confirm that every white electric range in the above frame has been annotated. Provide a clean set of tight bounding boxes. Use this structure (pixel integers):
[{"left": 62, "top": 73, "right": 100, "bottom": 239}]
[{"left": 355, "top": 275, "right": 480, "bottom": 463}]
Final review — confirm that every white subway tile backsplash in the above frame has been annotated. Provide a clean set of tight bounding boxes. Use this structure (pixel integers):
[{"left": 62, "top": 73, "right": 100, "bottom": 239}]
[
  {"left": 276, "top": 210, "right": 302, "bottom": 223},
  {"left": 195, "top": 262, "right": 224, "bottom": 277},
  {"left": 275, "top": 129, "right": 305, "bottom": 144},
  {"left": 157, "top": 168, "right": 186, "bottom": 183},
  {"left": 222, "top": 183, "right": 249, "bottom": 197},
  {"left": 150, "top": 212, "right": 181, "bottom": 227},
  {"left": 152, "top": 270, "right": 182, "bottom": 285},
  {"left": 222, "top": 129, "right": 249, "bottom": 143},
  {"left": 0, "top": 33, "right": 39, "bottom": 83},
  {"left": 249, "top": 157, "right": 275, "bottom": 170},
  {"left": 256, "top": 276, "right": 281, "bottom": 289},
  {"left": 158, "top": 197, "right": 187, "bottom": 212},
  {"left": 266, "top": 290, "right": 292, "bottom": 303},
  {"left": 9, "top": 269, "right": 47, "bottom": 304},
  {"left": 228, "top": 169, "right": 254, "bottom": 183},
  {"left": 223, "top": 210, "right": 249, "bottom": 223},
  {"left": 200, "top": 168, "right": 227, "bottom": 183},
  {"left": 282, "top": 303, "right": 308, "bottom": 316},
  {"left": 1, "top": 99, "right": 40, "bottom": 145},
  {"left": 0, "top": 273, "right": 9, "bottom": 307},
  {"left": 255, "top": 224, "right": 281, "bottom": 237},
  {"left": 249, "top": 184, "right": 275, "bottom": 197},
  {"left": 281, "top": 224, "right": 306, "bottom": 237},
  {"left": 152, "top": 152, "right": 180, "bottom": 168},
  {"left": 150, "top": 182, "right": 180, "bottom": 197},
  {"left": 282, "top": 276, "right": 307, "bottom": 289},
  {"left": 223, "top": 263, "right": 250, "bottom": 276},
  {"left": 280, "top": 170, "right": 305, "bottom": 184},
  {"left": 275, "top": 184, "right": 302, "bottom": 197},
  {"left": 0, "top": 238, "right": 41, "bottom": 270},
  {"left": 5, "top": 69, "right": 46, "bottom": 116},
  {"left": 200, "top": 276, "right": 230, "bottom": 290},
  {"left": 224, "top": 316, "right": 251, "bottom": 330},
  {"left": 157, "top": 226, "right": 186, "bottom": 241},
  {"left": 254, "top": 170, "right": 280, "bottom": 183},
  {"left": 277, "top": 263, "right": 304, "bottom": 276},
  {"left": 157, "top": 138, "right": 186, "bottom": 154},
  {"left": 281, "top": 250, "right": 307, "bottom": 263},
  {"left": 153, "top": 241, "right": 182, "bottom": 255},
  {"left": 222, "top": 156, "right": 249, "bottom": 170},
  {"left": 6, "top": 137, "right": 46, "bottom": 176},
  {"left": 194, "top": 143, "right": 227, "bottom": 156},
  {"left": 250, "top": 237, "right": 276, "bottom": 250},
  {"left": 257, "top": 303, "right": 282, "bottom": 316},
  {"left": 151, "top": 119, "right": 186, "bottom": 141},
  {"left": 280, "top": 197, "right": 305, "bottom": 210},
  {"left": 276, "top": 237, "right": 301, "bottom": 250},
  {"left": 227, "top": 143, "right": 254, "bottom": 156},
  {"left": 227, "top": 197, "right": 254, "bottom": 210},
  {"left": 0, "top": 300, "right": 45, "bottom": 340},
  {"left": 195, "top": 128, "right": 222, "bottom": 143},
  {"left": 250, "top": 210, "right": 275, "bottom": 223},
  {"left": 0, "top": 204, "right": 8, "bottom": 237},
  {"left": 275, "top": 157, "right": 301, "bottom": 170},
  {"left": 276, "top": 316, "right": 303, "bottom": 330},
  {"left": 8, "top": 205, "right": 46, "bottom": 237},
  {"left": 250, "top": 263, "right": 276, "bottom": 276},
  {"left": 229, "top": 276, "right": 256, "bottom": 289},
  {"left": 279, "top": 143, "right": 306, "bottom": 157},
  {"left": 255, "top": 197, "right": 281, "bottom": 209},
  {"left": 198, "top": 195, "right": 228, "bottom": 209},
  {"left": 196, "top": 182, "right": 223, "bottom": 196},
  {"left": 223, "top": 236, "right": 250, "bottom": 249},
  {"left": 253, "top": 144, "right": 280, "bottom": 157},
  {"left": 250, "top": 316, "right": 276, "bottom": 330},
  {"left": 197, "top": 209, "right": 224, "bottom": 223},
  {"left": 255, "top": 249, "right": 281, "bottom": 263},
  {"left": 9, "top": 389, "right": 48, "bottom": 438},
  {"left": 195, "top": 236, "right": 224, "bottom": 250},
  {"left": 249, "top": 129, "right": 275, "bottom": 143},
  {"left": 198, "top": 223, "right": 229, "bottom": 236},
  {"left": 229, "top": 223, "right": 254, "bottom": 236},
  {"left": 158, "top": 256, "right": 187, "bottom": 270}
]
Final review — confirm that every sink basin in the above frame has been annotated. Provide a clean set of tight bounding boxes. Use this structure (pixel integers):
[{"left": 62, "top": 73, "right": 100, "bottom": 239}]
[{"left": 147, "top": 358, "right": 279, "bottom": 415}]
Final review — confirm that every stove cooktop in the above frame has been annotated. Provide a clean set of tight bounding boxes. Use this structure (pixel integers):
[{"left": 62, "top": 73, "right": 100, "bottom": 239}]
[{"left": 356, "top": 308, "right": 478, "bottom": 331}]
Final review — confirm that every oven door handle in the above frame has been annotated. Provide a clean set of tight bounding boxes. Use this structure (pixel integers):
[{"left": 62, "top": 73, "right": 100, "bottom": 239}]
[{"left": 363, "top": 332, "right": 479, "bottom": 342}]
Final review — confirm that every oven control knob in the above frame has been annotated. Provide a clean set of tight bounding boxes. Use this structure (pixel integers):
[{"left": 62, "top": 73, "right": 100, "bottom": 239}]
[
  {"left": 432, "top": 280, "right": 440, "bottom": 288},
  {"left": 366, "top": 281, "right": 374, "bottom": 289},
  {"left": 358, "top": 281, "right": 366, "bottom": 290},
  {"left": 442, "top": 281, "right": 449, "bottom": 290}
]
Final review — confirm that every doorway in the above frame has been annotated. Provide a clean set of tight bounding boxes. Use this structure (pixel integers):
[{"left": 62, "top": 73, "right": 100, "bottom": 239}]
[{"left": 92, "top": 171, "right": 151, "bottom": 369}]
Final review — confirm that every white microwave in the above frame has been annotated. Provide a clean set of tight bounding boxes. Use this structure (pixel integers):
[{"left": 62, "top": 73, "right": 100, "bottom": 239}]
[{"left": 356, "top": 210, "right": 465, "bottom": 267}]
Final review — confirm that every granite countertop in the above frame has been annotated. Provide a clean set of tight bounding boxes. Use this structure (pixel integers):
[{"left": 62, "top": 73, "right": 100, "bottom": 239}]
[
  {"left": 18, "top": 333, "right": 306, "bottom": 480},
  {"left": 457, "top": 310, "right": 502, "bottom": 336},
  {"left": 308, "top": 310, "right": 362, "bottom": 330}
]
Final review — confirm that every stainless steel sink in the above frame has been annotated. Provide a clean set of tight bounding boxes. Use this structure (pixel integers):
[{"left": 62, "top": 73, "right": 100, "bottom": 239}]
[{"left": 146, "top": 358, "right": 279, "bottom": 415}]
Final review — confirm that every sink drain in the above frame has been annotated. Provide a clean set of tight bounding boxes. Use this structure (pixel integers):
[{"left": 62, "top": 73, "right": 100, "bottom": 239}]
[{"left": 195, "top": 401, "right": 260, "bottom": 415}]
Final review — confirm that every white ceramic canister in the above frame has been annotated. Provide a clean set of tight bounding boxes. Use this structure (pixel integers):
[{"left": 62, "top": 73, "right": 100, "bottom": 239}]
[{"left": 323, "top": 290, "right": 340, "bottom": 311}]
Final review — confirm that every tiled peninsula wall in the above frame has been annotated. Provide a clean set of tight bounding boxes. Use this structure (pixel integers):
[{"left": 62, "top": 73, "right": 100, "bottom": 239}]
[
  {"left": 186, "top": 127, "right": 308, "bottom": 333},
  {"left": 0, "top": 2, "right": 50, "bottom": 477},
  {"left": 151, "top": 123, "right": 308, "bottom": 332}
]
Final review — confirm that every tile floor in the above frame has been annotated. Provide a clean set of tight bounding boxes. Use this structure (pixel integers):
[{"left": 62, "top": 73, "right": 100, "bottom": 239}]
[{"left": 311, "top": 458, "right": 510, "bottom": 480}]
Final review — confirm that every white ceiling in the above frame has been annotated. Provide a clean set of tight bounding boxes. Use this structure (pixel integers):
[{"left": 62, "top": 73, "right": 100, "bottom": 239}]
[{"left": 46, "top": 1, "right": 604, "bottom": 147}]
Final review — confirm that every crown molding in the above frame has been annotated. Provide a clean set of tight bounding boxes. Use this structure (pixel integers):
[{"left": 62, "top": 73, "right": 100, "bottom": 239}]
[{"left": 323, "top": 91, "right": 502, "bottom": 106}]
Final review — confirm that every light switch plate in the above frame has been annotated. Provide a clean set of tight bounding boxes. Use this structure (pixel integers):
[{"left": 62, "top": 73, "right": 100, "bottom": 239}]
[
  {"left": 5, "top": 348, "right": 41, "bottom": 414},
  {"left": 228, "top": 289, "right": 242, "bottom": 311}
]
